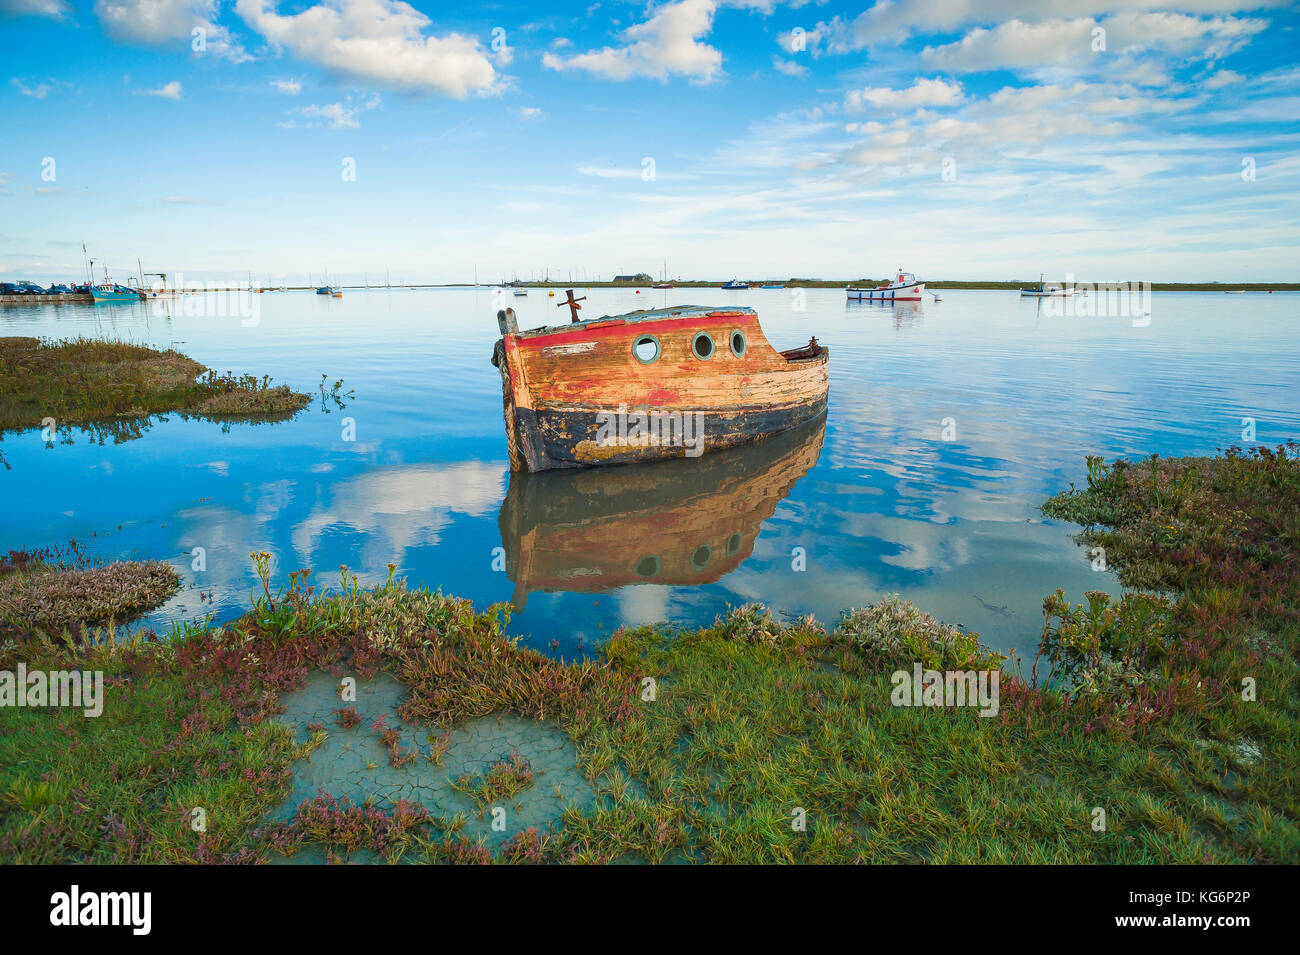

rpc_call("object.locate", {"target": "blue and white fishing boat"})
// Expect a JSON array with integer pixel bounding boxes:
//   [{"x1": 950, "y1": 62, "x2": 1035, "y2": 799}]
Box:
[
  {"x1": 847, "y1": 270, "x2": 924, "y2": 302},
  {"x1": 89, "y1": 269, "x2": 143, "y2": 303},
  {"x1": 722, "y1": 279, "x2": 749, "y2": 290},
  {"x1": 315, "y1": 286, "x2": 334, "y2": 295}
]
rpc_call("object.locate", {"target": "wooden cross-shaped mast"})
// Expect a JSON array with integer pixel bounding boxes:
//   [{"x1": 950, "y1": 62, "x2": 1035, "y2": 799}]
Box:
[{"x1": 557, "y1": 288, "x2": 587, "y2": 323}]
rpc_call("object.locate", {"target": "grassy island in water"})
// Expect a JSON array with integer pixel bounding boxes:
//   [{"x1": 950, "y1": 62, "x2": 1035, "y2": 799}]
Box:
[{"x1": 0, "y1": 336, "x2": 312, "y2": 443}]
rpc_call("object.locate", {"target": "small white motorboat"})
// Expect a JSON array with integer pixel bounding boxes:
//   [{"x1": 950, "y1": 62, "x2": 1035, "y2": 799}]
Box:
[{"x1": 847, "y1": 270, "x2": 924, "y2": 301}]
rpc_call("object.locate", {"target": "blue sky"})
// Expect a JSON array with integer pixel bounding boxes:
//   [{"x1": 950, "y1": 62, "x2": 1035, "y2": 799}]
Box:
[{"x1": 2, "y1": 0, "x2": 1298, "y2": 284}]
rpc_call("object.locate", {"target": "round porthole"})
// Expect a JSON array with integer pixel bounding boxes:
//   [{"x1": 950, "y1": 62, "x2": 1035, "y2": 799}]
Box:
[
  {"x1": 729, "y1": 329, "x2": 746, "y2": 357},
  {"x1": 691, "y1": 332, "x2": 715, "y2": 360},
  {"x1": 633, "y1": 334, "x2": 661, "y2": 364},
  {"x1": 726, "y1": 532, "x2": 742, "y2": 556},
  {"x1": 635, "y1": 555, "x2": 661, "y2": 578},
  {"x1": 690, "y1": 544, "x2": 712, "y2": 569}
]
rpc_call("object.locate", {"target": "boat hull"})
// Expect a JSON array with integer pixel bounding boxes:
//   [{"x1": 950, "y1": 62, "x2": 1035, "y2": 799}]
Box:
[
  {"x1": 846, "y1": 282, "x2": 924, "y2": 301},
  {"x1": 507, "y1": 396, "x2": 826, "y2": 470},
  {"x1": 492, "y1": 306, "x2": 829, "y2": 472},
  {"x1": 90, "y1": 288, "x2": 142, "y2": 303}
]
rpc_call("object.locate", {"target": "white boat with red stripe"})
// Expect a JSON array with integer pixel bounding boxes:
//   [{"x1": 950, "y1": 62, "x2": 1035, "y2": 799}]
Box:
[{"x1": 847, "y1": 270, "x2": 924, "y2": 302}]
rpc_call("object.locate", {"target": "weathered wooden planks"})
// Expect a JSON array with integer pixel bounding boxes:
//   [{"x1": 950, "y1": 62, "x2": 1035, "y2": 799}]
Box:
[{"x1": 492, "y1": 306, "x2": 830, "y2": 471}]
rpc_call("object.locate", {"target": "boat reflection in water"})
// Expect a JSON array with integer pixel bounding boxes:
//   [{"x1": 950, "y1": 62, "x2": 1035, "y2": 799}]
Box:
[
  {"x1": 498, "y1": 411, "x2": 827, "y2": 610},
  {"x1": 848, "y1": 298, "x2": 923, "y2": 330}
]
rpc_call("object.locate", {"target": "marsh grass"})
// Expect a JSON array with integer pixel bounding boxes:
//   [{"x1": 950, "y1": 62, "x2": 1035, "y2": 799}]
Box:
[
  {"x1": 0, "y1": 336, "x2": 312, "y2": 440},
  {"x1": 2, "y1": 446, "x2": 1297, "y2": 863},
  {"x1": 453, "y1": 753, "x2": 536, "y2": 809},
  {"x1": 0, "y1": 542, "x2": 179, "y2": 639}
]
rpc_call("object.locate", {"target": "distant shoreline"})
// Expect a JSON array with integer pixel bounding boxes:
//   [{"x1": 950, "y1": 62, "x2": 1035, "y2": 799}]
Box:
[
  {"x1": 297, "y1": 280, "x2": 1300, "y2": 292},
  {"x1": 6, "y1": 281, "x2": 1296, "y2": 301},
  {"x1": 463, "y1": 280, "x2": 1300, "y2": 291}
]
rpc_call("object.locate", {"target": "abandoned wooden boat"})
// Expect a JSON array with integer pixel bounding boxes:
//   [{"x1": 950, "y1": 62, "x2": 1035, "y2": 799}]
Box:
[
  {"x1": 498, "y1": 413, "x2": 826, "y2": 608},
  {"x1": 491, "y1": 302, "x2": 828, "y2": 472}
]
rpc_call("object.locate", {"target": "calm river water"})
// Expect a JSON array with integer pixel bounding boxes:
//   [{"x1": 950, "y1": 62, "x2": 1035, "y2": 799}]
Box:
[{"x1": 2, "y1": 287, "x2": 1297, "y2": 660}]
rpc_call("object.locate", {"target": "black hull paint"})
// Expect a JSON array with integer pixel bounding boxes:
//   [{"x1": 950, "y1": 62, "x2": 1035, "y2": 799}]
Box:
[{"x1": 513, "y1": 396, "x2": 829, "y2": 471}]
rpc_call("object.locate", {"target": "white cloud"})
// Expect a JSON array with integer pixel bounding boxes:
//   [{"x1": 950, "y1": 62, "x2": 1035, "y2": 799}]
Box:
[
  {"x1": 1203, "y1": 68, "x2": 1242, "y2": 89},
  {"x1": 235, "y1": 0, "x2": 500, "y2": 98},
  {"x1": 11, "y1": 78, "x2": 51, "y2": 98},
  {"x1": 517, "y1": 106, "x2": 545, "y2": 121},
  {"x1": 95, "y1": 0, "x2": 250, "y2": 61},
  {"x1": 0, "y1": 0, "x2": 69, "y2": 17},
  {"x1": 772, "y1": 56, "x2": 808, "y2": 78},
  {"x1": 141, "y1": 80, "x2": 183, "y2": 99},
  {"x1": 923, "y1": 14, "x2": 1267, "y2": 72},
  {"x1": 543, "y1": 0, "x2": 723, "y2": 83},
  {"x1": 814, "y1": 74, "x2": 1221, "y2": 172},
  {"x1": 299, "y1": 103, "x2": 359, "y2": 128},
  {"x1": 845, "y1": 120, "x2": 886, "y2": 135},
  {"x1": 577, "y1": 165, "x2": 644, "y2": 179},
  {"x1": 271, "y1": 77, "x2": 302, "y2": 95},
  {"x1": 796, "y1": 1, "x2": 1283, "y2": 52},
  {"x1": 845, "y1": 77, "x2": 964, "y2": 111},
  {"x1": 285, "y1": 93, "x2": 381, "y2": 129}
]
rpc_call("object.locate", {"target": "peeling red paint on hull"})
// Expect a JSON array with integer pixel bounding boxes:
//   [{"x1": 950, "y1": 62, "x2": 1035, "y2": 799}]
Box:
[{"x1": 492, "y1": 305, "x2": 829, "y2": 472}]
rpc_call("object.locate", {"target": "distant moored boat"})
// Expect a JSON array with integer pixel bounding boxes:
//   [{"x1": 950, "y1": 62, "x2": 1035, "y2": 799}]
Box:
[
  {"x1": 1019, "y1": 273, "x2": 1076, "y2": 297},
  {"x1": 89, "y1": 269, "x2": 143, "y2": 303},
  {"x1": 847, "y1": 270, "x2": 924, "y2": 301}
]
